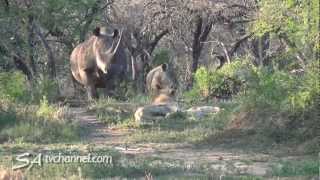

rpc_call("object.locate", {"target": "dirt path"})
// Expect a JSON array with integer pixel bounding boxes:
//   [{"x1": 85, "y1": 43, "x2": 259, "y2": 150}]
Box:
[
  {"x1": 71, "y1": 107, "x2": 130, "y2": 145},
  {"x1": 70, "y1": 106, "x2": 318, "y2": 179},
  {"x1": 70, "y1": 107, "x2": 281, "y2": 177}
]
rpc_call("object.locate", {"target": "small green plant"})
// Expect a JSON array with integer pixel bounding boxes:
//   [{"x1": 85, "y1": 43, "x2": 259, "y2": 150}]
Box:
[{"x1": 36, "y1": 96, "x2": 58, "y2": 120}]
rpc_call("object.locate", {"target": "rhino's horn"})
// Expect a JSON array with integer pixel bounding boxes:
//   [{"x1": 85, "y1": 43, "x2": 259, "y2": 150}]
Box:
[{"x1": 107, "y1": 29, "x2": 123, "y2": 56}]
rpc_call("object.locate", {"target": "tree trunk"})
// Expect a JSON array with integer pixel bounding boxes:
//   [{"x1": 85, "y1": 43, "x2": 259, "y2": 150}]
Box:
[
  {"x1": 34, "y1": 23, "x2": 56, "y2": 79},
  {"x1": 188, "y1": 16, "x2": 213, "y2": 88},
  {"x1": 191, "y1": 16, "x2": 203, "y2": 73},
  {"x1": 27, "y1": 15, "x2": 37, "y2": 75},
  {"x1": 251, "y1": 33, "x2": 270, "y2": 67},
  {"x1": 13, "y1": 55, "x2": 33, "y2": 81}
]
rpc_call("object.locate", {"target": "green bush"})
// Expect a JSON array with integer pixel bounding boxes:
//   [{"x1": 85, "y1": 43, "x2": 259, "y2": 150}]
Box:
[
  {"x1": 0, "y1": 99, "x2": 17, "y2": 131},
  {"x1": 240, "y1": 62, "x2": 319, "y2": 113},
  {"x1": 0, "y1": 71, "x2": 59, "y2": 103},
  {"x1": 152, "y1": 49, "x2": 170, "y2": 66},
  {"x1": 289, "y1": 62, "x2": 319, "y2": 110},
  {"x1": 186, "y1": 60, "x2": 251, "y2": 101},
  {"x1": 0, "y1": 71, "x2": 28, "y2": 101}
]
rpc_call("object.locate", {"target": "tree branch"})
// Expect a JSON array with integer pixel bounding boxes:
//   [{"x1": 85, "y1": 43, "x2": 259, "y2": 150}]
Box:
[
  {"x1": 229, "y1": 33, "x2": 253, "y2": 57},
  {"x1": 79, "y1": 0, "x2": 114, "y2": 42},
  {"x1": 148, "y1": 29, "x2": 169, "y2": 53}
]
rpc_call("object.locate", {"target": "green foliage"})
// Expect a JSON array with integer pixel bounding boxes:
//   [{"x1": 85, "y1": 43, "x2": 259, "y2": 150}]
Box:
[
  {"x1": 152, "y1": 49, "x2": 170, "y2": 66},
  {"x1": 0, "y1": 71, "x2": 28, "y2": 101},
  {"x1": 271, "y1": 159, "x2": 319, "y2": 177},
  {"x1": 252, "y1": 0, "x2": 319, "y2": 58},
  {"x1": 241, "y1": 62, "x2": 319, "y2": 113},
  {"x1": 186, "y1": 60, "x2": 251, "y2": 101},
  {"x1": 0, "y1": 99, "x2": 17, "y2": 131},
  {"x1": 0, "y1": 72, "x2": 59, "y2": 103},
  {"x1": 289, "y1": 62, "x2": 319, "y2": 110},
  {"x1": 240, "y1": 69, "x2": 293, "y2": 111},
  {"x1": 36, "y1": 96, "x2": 62, "y2": 120}
]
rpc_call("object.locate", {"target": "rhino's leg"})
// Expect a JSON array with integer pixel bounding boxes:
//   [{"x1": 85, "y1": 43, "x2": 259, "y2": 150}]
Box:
[
  {"x1": 86, "y1": 85, "x2": 98, "y2": 100},
  {"x1": 103, "y1": 78, "x2": 116, "y2": 97},
  {"x1": 81, "y1": 70, "x2": 99, "y2": 100}
]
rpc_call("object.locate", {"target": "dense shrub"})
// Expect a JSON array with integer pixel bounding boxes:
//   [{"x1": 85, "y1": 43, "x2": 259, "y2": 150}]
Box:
[
  {"x1": 240, "y1": 62, "x2": 319, "y2": 113},
  {"x1": 152, "y1": 49, "x2": 170, "y2": 66},
  {"x1": 226, "y1": 61, "x2": 320, "y2": 141},
  {"x1": 0, "y1": 71, "x2": 28, "y2": 101},
  {"x1": 185, "y1": 59, "x2": 252, "y2": 101}
]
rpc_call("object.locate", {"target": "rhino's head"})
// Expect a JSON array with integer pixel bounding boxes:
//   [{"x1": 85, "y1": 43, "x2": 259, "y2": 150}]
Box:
[
  {"x1": 93, "y1": 27, "x2": 123, "y2": 74},
  {"x1": 154, "y1": 64, "x2": 176, "y2": 96}
]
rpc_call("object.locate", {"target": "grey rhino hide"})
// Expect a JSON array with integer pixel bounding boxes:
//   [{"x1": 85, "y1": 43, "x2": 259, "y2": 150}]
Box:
[
  {"x1": 146, "y1": 63, "x2": 175, "y2": 98},
  {"x1": 70, "y1": 27, "x2": 127, "y2": 99}
]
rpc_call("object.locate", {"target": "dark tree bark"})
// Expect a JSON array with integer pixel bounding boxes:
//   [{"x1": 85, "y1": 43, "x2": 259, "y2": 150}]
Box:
[
  {"x1": 187, "y1": 16, "x2": 213, "y2": 89},
  {"x1": 13, "y1": 55, "x2": 33, "y2": 81},
  {"x1": 215, "y1": 33, "x2": 253, "y2": 69},
  {"x1": 191, "y1": 16, "x2": 213, "y2": 72},
  {"x1": 34, "y1": 23, "x2": 56, "y2": 78},
  {"x1": 148, "y1": 29, "x2": 169, "y2": 53},
  {"x1": 27, "y1": 15, "x2": 37, "y2": 75},
  {"x1": 251, "y1": 33, "x2": 270, "y2": 67}
]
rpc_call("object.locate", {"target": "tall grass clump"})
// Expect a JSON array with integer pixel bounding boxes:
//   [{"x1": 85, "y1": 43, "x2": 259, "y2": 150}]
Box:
[{"x1": 0, "y1": 94, "x2": 82, "y2": 144}]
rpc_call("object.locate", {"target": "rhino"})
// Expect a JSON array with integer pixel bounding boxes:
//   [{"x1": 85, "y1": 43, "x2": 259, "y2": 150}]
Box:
[
  {"x1": 70, "y1": 27, "x2": 127, "y2": 99},
  {"x1": 146, "y1": 63, "x2": 175, "y2": 99}
]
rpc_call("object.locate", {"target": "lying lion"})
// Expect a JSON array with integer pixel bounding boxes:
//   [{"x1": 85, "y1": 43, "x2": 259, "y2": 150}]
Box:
[{"x1": 134, "y1": 93, "x2": 179, "y2": 125}]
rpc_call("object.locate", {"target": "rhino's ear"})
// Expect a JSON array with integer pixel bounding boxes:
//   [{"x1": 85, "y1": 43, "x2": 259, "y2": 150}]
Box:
[
  {"x1": 112, "y1": 29, "x2": 119, "y2": 38},
  {"x1": 93, "y1": 27, "x2": 100, "y2": 36},
  {"x1": 161, "y1": 63, "x2": 168, "y2": 71}
]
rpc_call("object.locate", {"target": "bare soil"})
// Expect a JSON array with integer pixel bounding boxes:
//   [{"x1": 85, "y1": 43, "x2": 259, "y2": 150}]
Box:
[{"x1": 70, "y1": 107, "x2": 318, "y2": 179}]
